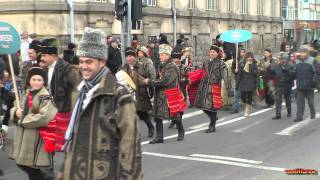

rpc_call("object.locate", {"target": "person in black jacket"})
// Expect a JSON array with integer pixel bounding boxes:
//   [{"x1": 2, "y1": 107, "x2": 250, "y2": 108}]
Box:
[
  {"x1": 63, "y1": 43, "x2": 79, "y2": 65},
  {"x1": 293, "y1": 46, "x2": 316, "y2": 122},
  {"x1": 236, "y1": 52, "x2": 259, "y2": 117},
  {"x1": 269, "y1": 52, "x2": 295, "y2": 120},
  {"x1": 231, "y1": 48, "x2": 246, "y2": 114}
]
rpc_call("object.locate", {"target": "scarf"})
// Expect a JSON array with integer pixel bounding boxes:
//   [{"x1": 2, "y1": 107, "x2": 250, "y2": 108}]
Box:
[
  {"x1": 244, "y1": 61, "x2": 250, "y2": 73},
  {"x1": 64, "y1": 67, "x2": 108, "y2": 150}
]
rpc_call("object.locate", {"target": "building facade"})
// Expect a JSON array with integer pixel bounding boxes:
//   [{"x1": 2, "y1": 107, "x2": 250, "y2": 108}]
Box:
[
  {"x1": 0, "y1": 0, "x2": 282, "y2": 61},
  {"x1": 282, "y1": 0, "x2": 320, "y2": 47}
]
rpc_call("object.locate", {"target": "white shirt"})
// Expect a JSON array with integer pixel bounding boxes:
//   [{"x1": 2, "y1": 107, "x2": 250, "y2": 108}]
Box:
[
  {"x1": 48, "y1": 60, "x2": 57, "y2": 89},
  {"x1": 20, "y1": 40, "x2": 30, "y2": 62}
]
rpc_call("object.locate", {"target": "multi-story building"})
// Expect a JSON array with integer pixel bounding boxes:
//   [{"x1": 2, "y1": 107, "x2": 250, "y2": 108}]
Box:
[
  {"x1": 282, "y1": 0, "x2": 320, "y2": 47},
  {"x1": 0, "y1": 0, "x2": 282, "y2": 60}
]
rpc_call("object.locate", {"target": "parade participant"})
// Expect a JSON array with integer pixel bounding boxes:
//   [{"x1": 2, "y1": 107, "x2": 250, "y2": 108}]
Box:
[
  {"x1": 107, "y1": 37, "x2": 122, "y2": 74},
  {"x1": 257, "y1": 48, "x2": 276, "y2": 107},
  {"x1": 60, "y1": 27, "x2": 143, "y2": 180},
  {"x1": 123, "y1": 46, "x2": 155, "y2": 138},
  {"x1": 230, "y1": 48, "x2": 246, "y2": 114},
  {"x1": 63, "y1": 43, "x2": 79, "y2": 65},
  {"x1": 144, "y1": 44, "x2": 186, "y2": 143},
  {"x1": 236, "y1": 52, "x2": 259, "y2": 117},
  {"x1": 168, "y1": 50, "x2": 189, "y2": 129},
  {"x1": 268, "y1": 52, "x2": 295, "y2": 119},
  {"x1": 194, "y1": 45, "x2": 233, "y2": 133},
  {"x1": 293, "y1": 45, "x2": 316, "y2": 122},
  {"x1": 40, "y1": 38, "x2": 80, "y2": 151},
  {"x1": 0, "y1": 70, "x2": 16, "y2": 138},
  {"x1": 10, "y1": 67, "x2": 57, "y2": 180},
  {"x1": 148, "y1": 39, "x2": 160, "y2": 73},
  {"x1": 311, "y1": 39, "x2": 320, "y2": 91},
  {"x1": 181, "y1": 46, "x2": 193, "y2": 69},
  {"x1": 20, "y1": 40, "x2": 42, "y2": 91}
]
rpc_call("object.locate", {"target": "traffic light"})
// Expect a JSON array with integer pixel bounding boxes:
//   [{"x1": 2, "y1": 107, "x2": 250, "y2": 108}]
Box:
[{"x1": 115, "y1": 0, "x2": 127, "y2": 20}]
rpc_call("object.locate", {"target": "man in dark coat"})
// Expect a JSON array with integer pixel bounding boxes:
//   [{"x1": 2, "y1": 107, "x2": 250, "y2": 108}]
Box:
[
  {"x1": 123, "y1": 47, "x2": 155, "y2": 138},
  {"x1": 293, "y1": 46, "x2": 316, "y2": 122},
  {"x1": 269, "y1": 52, "x2": 295, "y2": 119},
  {"x1": 61, "y1": 27, "x2": 142, "y2": 180},
  {"x1": 40, "y1": 38, "x2": 80, "y2": 150},
  {"x1": 63, "y1": 43, "x2": 79, "y2": 65},
  {"x1": 20, "y1": 40, "x2": 42, "y2": 91},
  {"x1": 107, "y1": 38, "x2": 122, "y2": 74}
]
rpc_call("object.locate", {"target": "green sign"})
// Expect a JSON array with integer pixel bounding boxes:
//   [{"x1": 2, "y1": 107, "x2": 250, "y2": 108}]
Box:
[{"x1": 0, "y1": 22, "x2": 21, "y2": 55}]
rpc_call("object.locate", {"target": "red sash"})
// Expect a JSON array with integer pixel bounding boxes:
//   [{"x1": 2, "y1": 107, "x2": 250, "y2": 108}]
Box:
[
  {"x1": 211, "y1": 84, "x2": 223, "y2": 110},
  {"x1": 164, "y1": 86, "x2": 187, "y2": 116},
  {"x1": 189, "y1": 69, "x2": 207, "y2": 85},
  {"x1": 54, "y1": 112, "x2": 71, "y2": 151}
]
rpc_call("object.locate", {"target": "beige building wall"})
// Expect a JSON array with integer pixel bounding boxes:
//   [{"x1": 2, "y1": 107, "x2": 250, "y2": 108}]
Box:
[{"x1": 0, "y1": 0, "x2": 283, "y2": 61}]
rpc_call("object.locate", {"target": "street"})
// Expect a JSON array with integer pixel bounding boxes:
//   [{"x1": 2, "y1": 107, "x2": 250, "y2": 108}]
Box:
[{"x1": 1, "y1": 94, "x2": 320, "y2": 180}]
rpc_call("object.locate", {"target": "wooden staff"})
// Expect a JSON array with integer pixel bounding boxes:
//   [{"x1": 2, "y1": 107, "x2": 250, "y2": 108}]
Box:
[
  {"x1": 7, "y1": 54, "x2": 20, "y2": 108},
  {"x1": 235, "y1": 42, "x2": 239, "y2": 72}
]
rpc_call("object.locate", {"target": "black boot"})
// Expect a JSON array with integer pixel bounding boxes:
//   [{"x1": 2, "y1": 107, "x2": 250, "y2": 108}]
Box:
[
  {"x1": 272, "y1": 115, "x2": 281, "y2": 120},
  {"x1": 168, "y1": 120, "x2": 176, "y2": 129},
  {"x1": 287, "y1": 108, "x2": 292, "y2": 117},
  {"x1": 149, "y1": 118, "x2": 163, "y2": 144},
  {"x1": 144, "y1": 115, "x2": 154, "y2": 138},
  {"x1": 205, "y1": 113, "x2": 217, "y2": 133},
  {"x1": 176, "y1": 120, "x2": 185, "y2": 141}
]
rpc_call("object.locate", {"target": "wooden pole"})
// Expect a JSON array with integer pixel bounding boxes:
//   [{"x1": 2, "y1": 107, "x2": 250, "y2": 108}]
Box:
[
  {"x1": 235, "y1": 42, "x2": 239, "y2": 72},
  {"x1": 7, "y1": 54, "x2": 20, "y2": 108}
]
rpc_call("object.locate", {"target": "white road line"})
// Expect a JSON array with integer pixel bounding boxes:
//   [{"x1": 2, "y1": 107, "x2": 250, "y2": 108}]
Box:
[
  {"x1": 233, "y1": 119, "x2": 265, "y2": 133},
  {"x1": 143, "y1": 152, "x2": 285, "y2": 172},
  {"x1": 190, "y1": 154, "x2": 263, "y2": 164},
  {"x1": 163, "y1": 110, "x2": 204, "y2": 124},
  {"x1": 141, "y1": 107, "x2": 273, "y2": 145},
  {"x1": 275, "y1": 114, "x2": 320, "y2": 136}
]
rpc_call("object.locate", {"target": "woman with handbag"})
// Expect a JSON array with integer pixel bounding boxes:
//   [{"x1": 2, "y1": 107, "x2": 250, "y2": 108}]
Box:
[
  {"x1": 10, "y1": 67, "x2": 57, "y2": 180},
  {"x1": 194, "y1": 45, "x2": 233, "y2": 133}
]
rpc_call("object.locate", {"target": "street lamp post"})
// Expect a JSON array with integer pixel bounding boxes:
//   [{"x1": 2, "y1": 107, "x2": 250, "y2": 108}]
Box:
[{"x1": 66, "y1": 0, "x2": 75, "y2": 43}]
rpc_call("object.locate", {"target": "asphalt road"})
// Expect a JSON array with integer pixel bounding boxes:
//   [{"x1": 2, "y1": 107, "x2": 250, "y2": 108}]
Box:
[{"x1": 1, "y1": 93, "x2": 320, "y2": 180}]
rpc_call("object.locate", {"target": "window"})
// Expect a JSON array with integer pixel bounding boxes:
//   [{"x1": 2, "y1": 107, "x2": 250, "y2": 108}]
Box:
[
  {"x1": 94, "y1": 0, "x2": 108, "y2": 2},
  {"x1": 207, "y1": 0, "x2": 218, "y2": 11},
  {"x1": 259, "y1": 34, "x2": 264, "y2": 50},
  {"x1": 143, "y1": 0, "x2": 156, "y2": 7},
  {"x1": 189, "y1": 0, "x2": 195, "y2": 9},
  {"x1": 274, "y1": 34, "x2": 277, "y2": 48},
  {"x1": 257, "y1": 0, "x2": 264, "y2": 15},
  {"x1": 227, "y1": 0, "x2": 233, "y2": 12},
  {"x1": 132, "y1": 20, "x2": 142, "y2": 30},
  {"x1": 241, "y1": 0, "x2": 248, "y2": 14}
]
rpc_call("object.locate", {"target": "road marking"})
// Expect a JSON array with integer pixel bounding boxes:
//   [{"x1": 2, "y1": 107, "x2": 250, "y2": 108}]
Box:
[
  {"x1": 190, "y1": 154, "x2": 263, "y2": 164},
  {"x1": 163, "y1": 110, "x2": 204, "y2": 124},
  {"x1": 275, "y1": 114, "x2": 320, "y2": 136},
  {"x1": 143, "y1": 152, "x2": 285, "y2": 172},
  {"x1": 233, "y1": 119, "x2": 265, "y2": 133},
  {"x1": 141, "y1": 107, "x2": 273, "y2": 145}
]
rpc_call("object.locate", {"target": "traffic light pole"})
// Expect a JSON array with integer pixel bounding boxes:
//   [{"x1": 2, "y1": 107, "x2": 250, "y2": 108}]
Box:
[
  {"x1": 127, "y1": 0, "x2": 132, "y2": 47},
  {"x1": 121, "y1": 17, "x2": 126, "y2": 65}
]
